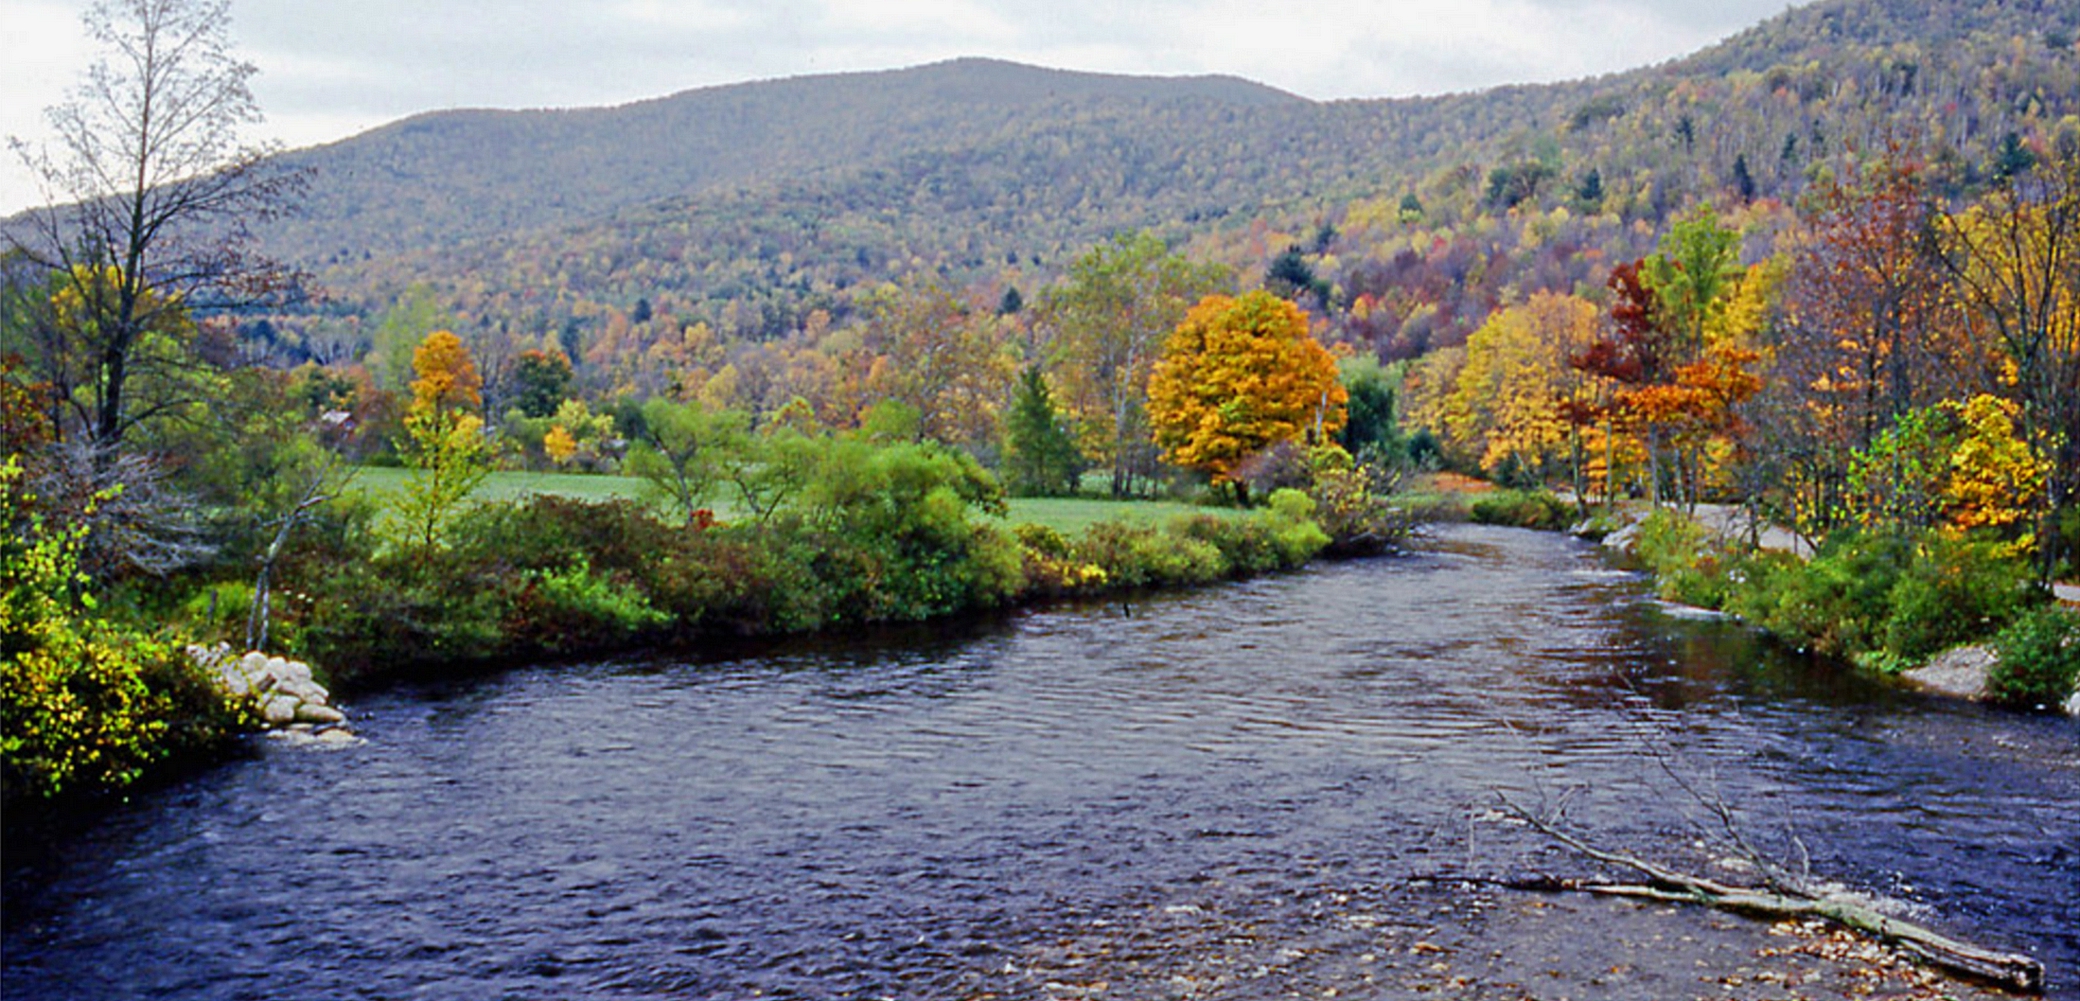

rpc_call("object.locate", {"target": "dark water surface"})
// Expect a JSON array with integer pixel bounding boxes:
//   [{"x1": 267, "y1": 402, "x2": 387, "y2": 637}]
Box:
[{"x1": 5, "y1": 524, "x2": 2076, "y2": 999}]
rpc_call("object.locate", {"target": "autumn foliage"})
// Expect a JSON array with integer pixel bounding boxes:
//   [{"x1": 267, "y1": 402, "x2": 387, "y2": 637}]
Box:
[{"x1": 1148, "y1": 291, "x2": 1346, "y2": 500}]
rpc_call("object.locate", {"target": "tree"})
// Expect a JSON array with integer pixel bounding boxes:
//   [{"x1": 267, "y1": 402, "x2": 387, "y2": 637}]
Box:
[
  {"x1": 12, "y1": 263, "x2": 203, "y2": 450},
  {"x1": 1038, "y1": 232, "x2": 1229, "y2": 497},
  {"x1": 1784, "y1": 160, "x2": 1962, "y2": 449},
  {"x1": 1001, "y1": 365, "x2": 1085, "y2": 497},
  {"x1": 1643, "y1": 205, "x2": 1742, "y2": 361},
  {"x1": 859, "y1": 279, "x2": 1015, "y2": 448},
  {"x1": 1935, "y1": 151, "x2": 2080, "y2": 578},
  {"x1": 625, "y1": 397, "x2": 746, "y2": 526},
  {"x1": 392, "y1": 331, "x2": 490, "y2": 554},
  {"x1": 1147, "y1": 291, "x2": 1346, "y2": 504},
  {"x1": 408, "y1": 330, "x2": 482, "y2": 412},
  {"x1": 1438, "y1": 292, "x2": 1601, "y2": 483},
  {"x1": 1337, "y1": 358, "x2": 1402, "y2": 461},
  {"x1": 1264, "y1": 245, "x2": 1326, "y2": 304},
  {"x1": 507, "y1": 348, "x2": 574, "y2": 419},
  {"x1": 5, "y1": 0, "x2": 302, "y2": 452}
]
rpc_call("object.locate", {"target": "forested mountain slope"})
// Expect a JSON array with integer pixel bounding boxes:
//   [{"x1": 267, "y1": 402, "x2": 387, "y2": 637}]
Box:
[
  {"x1": 265, "y1": 58, "x2": 1302, "y2": 263},
  {"x1": 206, "y1": 0, "x2": 2080, "y2": 358}
]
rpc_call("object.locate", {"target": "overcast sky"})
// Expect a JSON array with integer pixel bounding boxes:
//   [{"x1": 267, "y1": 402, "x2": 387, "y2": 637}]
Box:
[{"x1": 2, "y1": 0, "x2": 1804, "y2": 215}]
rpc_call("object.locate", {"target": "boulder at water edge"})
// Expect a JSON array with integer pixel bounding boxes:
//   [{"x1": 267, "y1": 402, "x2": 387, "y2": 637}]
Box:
[{"x1": 188, "y1": 644, "x2": 352, "y2": 737}]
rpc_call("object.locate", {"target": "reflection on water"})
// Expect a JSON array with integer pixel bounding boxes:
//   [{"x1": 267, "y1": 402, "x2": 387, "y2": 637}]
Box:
[{"x1": 5, "y1": 524, "x2": 2076, "y2": 999}]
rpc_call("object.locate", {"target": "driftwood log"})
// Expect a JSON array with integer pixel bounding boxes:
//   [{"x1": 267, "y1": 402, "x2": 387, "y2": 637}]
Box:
[{"x1": 1501, "y1": 804, "x2": 2046, "y2": 993}]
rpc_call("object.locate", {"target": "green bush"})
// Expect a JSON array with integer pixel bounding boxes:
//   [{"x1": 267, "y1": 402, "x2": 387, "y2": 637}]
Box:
[
  {"x1": 1630, "y1": 509, "x2": 1735, "y2": 608},
  {"x1": 509, "y1": 558, "x2": 669, "y2": 653},
  {"x1": 1878, "y1": 535, "x2": 2039, "y2": 665},
  {"x1": 1169, "y1": 514, "x2": 1282, "y2": 575},
  {"x1": 1713, "y1": 528, "x2": 2041, "y2": 670},
  {"x1": 1988, "y1": 606, "x2": 2080, "y2": 708},
  {"x1": 1469, "y1": 489, "x2": 1571, "y2": 530},
  {"x1": 1074, "y1": 520, "x2": 1227, "y2": 589},
  {"x1": 1725, "y1": 530, "x2": 1911, "y2": 660},
  {"x1": 1265, "y1": 489, "x2": 1333, "y2": 565},
  {"x1": 3, "y1": 459, "x2": 242, "y2": 802},
  {"x1": 295, "y1": 554, "x2": 508, "y2": 680}
]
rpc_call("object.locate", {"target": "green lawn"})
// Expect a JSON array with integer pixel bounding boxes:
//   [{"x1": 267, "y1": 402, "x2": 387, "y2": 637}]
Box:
[
  {"x1": 996, "y1": 496, "x2": 1235, "y2": 535},
  {"x1": 348, "y1": 466, "x2": 657, "y2": 506},
  {"x1": 347, "y1": 467, "x2": 1235, "y2": 535}
]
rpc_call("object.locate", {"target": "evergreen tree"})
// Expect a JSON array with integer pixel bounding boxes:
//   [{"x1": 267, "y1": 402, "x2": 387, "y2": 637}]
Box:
[
  {"x1": 1001, "y1": 366, "x2": 1085, "y2": 496},
  {"x1": 1732, "y1": 153, "x2": 1757, "y2": 202}
]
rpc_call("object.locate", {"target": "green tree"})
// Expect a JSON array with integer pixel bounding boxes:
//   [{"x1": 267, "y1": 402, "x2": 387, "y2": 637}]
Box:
[
  {"x1": 1338, "y1": 358, "x2": 1403, "y2": 461},
  {"x1": 1643, "y1": 204, "x2": 1742, "y2": 361},
  {"x1": 1001, "y1": 365, "x2": 1085, "y2": 497},
  {"x1": 1037, "y1": 232, "x2": 1229, "y2": 497},
  {"x1": 626, "y1": 398, "x2": 747, "y2": 525},
  {"x1": 370, "y1": 284, "x2": 454, "y2": 392},
  {"x1": 507, "y1": 348, "x2": 574, "y2": 419}
]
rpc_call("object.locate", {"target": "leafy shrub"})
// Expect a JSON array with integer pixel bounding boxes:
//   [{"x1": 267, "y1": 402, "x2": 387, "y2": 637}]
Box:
[
  {"x1": 2, "y1": 460, "x2": 241, "y2": 801},
  {"x1": 1074, "y1": 520, "x2": 1226, "y2": 589},
  {"x1": 1169, "y1": 514, "x2": 1282, "y2": 575},
  {"x1": 508, "y1": 557, "x2": 669, "y2": 653},
  {"x1": 1265, "y1": 489, "x2": 1333, "y2": 565},
  {"x1": 1724, "y1": 530, "x2": 1911, "y2": 660},
  {"x1": 1628, "y1": 509, "x2": 1735, "y2": 608},
  {"x1": 1468, "y1": 489, "x2": 1570, "y2": 530},
  {"x1": 1308, "y1": 461, "x2": 1412, "y2": 557},
  {"x1": 1877, "y1": 535, "x2": 2039, "y2": 665},
  {"x1": 1712, "y1": 528, "x2": 2040, "y2": 669},
  {"x1": 1987, "y1": 606, "x2": 2080, "y2": 708},
  {"x1": 295, "y1": 555, "x2": 508, "y2": 680}
]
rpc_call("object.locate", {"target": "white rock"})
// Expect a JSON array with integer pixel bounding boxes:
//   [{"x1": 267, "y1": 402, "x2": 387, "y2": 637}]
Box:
[
  {"x1": 1902, "y1": 646, "x2": 1993, "y2": 701},
  {"x1": 273, "y1": 677, "x2": 329, "y2": 703},
  {"x1": 295, "y1": 703, "x2": 346, "y2": 725},
  {"x1": 2064, "y1": 690, "x2": 2080, "y2": 719},
  {"x1": 220, "y1": 671, "x2": 251, "y2": 697},
  {"x1": 262, "y1": 695, "x2": 300, "y2": 726},
  {"x1": 274, "y1": 659, "x2": 314, "y2": 683}
]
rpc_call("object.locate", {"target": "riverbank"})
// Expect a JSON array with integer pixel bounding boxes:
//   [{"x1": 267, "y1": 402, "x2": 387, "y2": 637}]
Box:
[{"x1": 1581, "y1": 501, "x2": 2080, "y2": 716}]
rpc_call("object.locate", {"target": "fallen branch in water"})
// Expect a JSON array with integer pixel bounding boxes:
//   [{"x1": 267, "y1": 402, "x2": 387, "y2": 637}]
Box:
[{"x1": 1496, "y1": 796, "x2": 2046, "y2": 993}]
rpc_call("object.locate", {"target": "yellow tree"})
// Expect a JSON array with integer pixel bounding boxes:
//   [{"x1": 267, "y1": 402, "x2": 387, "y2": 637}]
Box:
[
  {"x1": 409, "y1": 330, "x2": 482, "y2": 412},
  {"x1": 1147, "y1": 291, "x2": 1346, "y2": 503},
  {"x1": 1936, "y1": 151, "x2": 2080, "y2": 577},
  {"x1": 1439, "y1": 292, "x2": 1601, "y2": 483},
  {"x1": 395, "y1": 330, "x2": 490, "y2": 554},
  {"x1": 1038, "y1": 232, "x2": 1229, "y2": 496}
]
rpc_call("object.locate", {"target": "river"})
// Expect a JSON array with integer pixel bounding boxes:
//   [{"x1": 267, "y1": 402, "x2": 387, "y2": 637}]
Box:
[{"x1": 5, "y1": 524, "x2": 2076, "y2": 999}]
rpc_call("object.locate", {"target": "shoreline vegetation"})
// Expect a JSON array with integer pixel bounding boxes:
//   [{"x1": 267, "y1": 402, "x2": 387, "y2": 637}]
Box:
[{"x1": 1416, "y1": 476, "x2": 2080, "y2": 715}]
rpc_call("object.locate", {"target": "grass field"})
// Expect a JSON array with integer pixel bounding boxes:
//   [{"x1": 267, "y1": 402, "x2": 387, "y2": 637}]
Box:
[{"x1": 345, "y1": 467, "x2": 1237, "y2": 535}]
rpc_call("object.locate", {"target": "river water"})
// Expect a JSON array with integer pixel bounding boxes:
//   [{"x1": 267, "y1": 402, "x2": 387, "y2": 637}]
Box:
[{"x1": 4, "y1": 524, "x2": 2076, "y2": 999}]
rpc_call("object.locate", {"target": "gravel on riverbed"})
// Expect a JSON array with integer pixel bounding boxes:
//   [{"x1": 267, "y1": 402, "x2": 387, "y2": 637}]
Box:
[{"x1": 960, "y1": 877, "x2": 2022, "y2": 1001}]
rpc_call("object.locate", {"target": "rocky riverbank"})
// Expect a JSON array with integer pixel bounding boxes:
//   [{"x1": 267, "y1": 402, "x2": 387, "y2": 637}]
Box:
[{"x1": 186, "y1": 644, "x2": 358, "y2": 745}]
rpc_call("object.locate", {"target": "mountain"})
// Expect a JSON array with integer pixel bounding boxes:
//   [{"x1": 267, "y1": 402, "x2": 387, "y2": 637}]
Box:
[
  {"x1": 58, "y1": 0, "x2": 2080, "y2": 362},
  {"x1": 266, "y1": 58, "x2": 1303, "y2": 264}
]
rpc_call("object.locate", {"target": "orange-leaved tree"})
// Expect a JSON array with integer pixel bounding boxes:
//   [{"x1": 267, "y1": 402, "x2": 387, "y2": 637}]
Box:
[
  {"x1": 409, "y1": 330, "x2": 483, "y2": 413},
  {"x1": 395, "y1": 330, "x2": 490, "y2": 554},
  {"x1": 1147, "y1": 291, "x2": 1345, "y2": 504}
]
